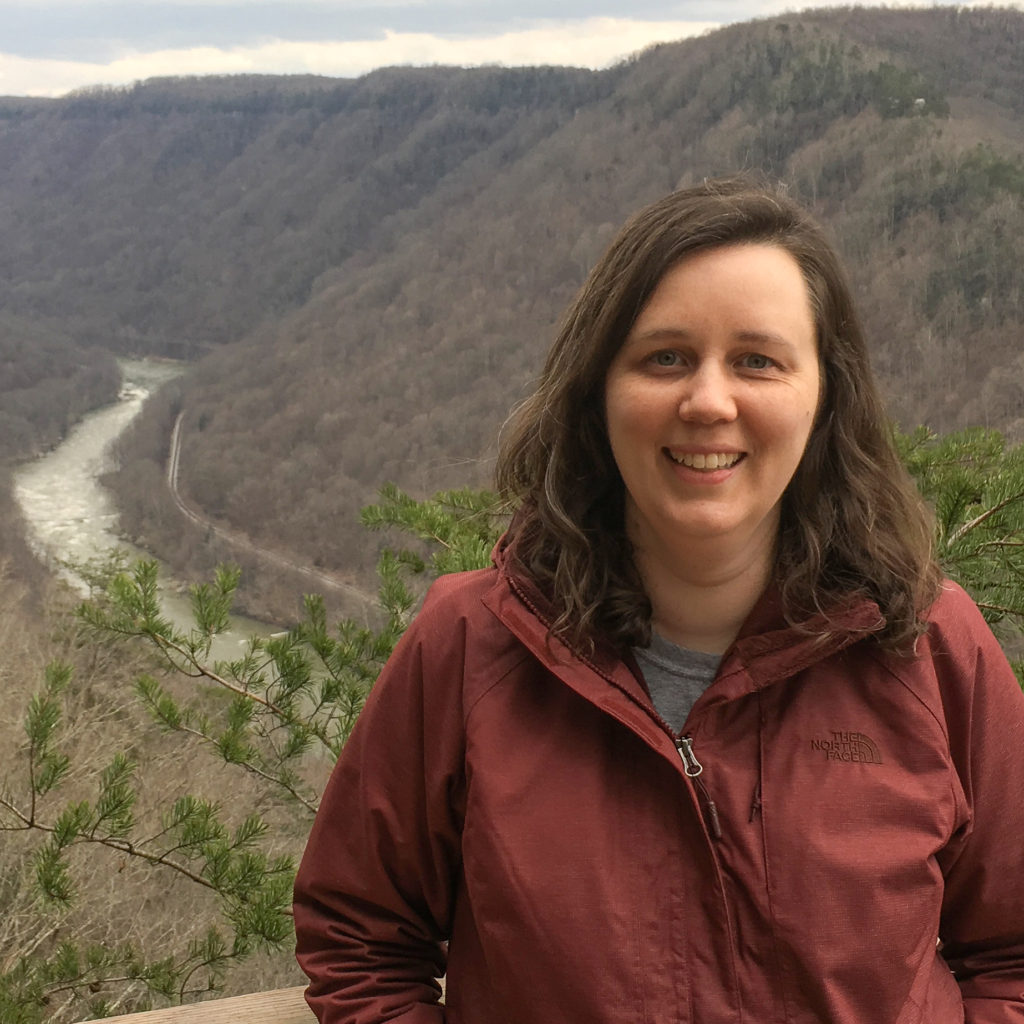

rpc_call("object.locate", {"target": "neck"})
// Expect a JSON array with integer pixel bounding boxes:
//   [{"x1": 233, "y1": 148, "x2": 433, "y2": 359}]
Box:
[{"x1": 632, "y1": 534, "x2": 775, "y2": 656}]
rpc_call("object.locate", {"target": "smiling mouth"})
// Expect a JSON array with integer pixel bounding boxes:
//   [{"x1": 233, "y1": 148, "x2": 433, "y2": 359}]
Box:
[{"x1": 666, "y1": 450, "x2": 744, "y2": 470}]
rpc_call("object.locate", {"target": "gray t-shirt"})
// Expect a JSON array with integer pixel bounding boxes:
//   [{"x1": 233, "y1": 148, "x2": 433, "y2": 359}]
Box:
[{"x1": 634, "y1": 633, "x2": 721, "y2": 734}]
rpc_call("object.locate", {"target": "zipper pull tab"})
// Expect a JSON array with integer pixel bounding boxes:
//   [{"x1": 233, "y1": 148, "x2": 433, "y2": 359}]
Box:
[
  {"x1": 675, "y1": 736, "x2": 703, "y2": 777},
  {"x1": 675, "y1": 736, "x2": 722, "y2": 840}
]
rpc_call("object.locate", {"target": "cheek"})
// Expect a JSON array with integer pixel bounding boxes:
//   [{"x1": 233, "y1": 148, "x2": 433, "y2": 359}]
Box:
[
  {"x1": 787, "y1": 412, "x2": 825, "y2": 488},
  {"x1": 809, "y1": 363, "x2": 825, "y2": 429},
  {"x1": 806, "y1": 379, "x2": 824, "y2": 442},
  {"x1": 604, "y1": 395, "x2": 662, "y2": 487},
  {"x1": 759, "y1": 397, "x2": 819, "y2": 473},
  {"x1": 605, "y1": 382, "x2": 648, "y2": 443},
  {"x1": 786, "y1": 375, "x2": 822, "y2": 446}
]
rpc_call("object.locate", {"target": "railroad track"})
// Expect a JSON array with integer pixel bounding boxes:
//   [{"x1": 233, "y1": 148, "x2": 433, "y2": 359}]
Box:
[{"x1": 167, "y1": 413, "x2": 375, "y2": 609}]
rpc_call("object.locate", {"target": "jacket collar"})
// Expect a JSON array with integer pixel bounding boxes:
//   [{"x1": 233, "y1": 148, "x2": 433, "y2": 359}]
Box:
[
  {"x1": 487, "y1": 533, "x2": 885, "y2": 716},
  {"x1": 483, "y1": 539, "x2": 665, "y2": 747}
]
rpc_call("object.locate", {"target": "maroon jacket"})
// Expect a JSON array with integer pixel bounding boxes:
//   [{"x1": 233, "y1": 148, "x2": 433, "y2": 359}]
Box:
[{"x1": 294, "y1": 556, "x2": 1024, "y2": 1023}]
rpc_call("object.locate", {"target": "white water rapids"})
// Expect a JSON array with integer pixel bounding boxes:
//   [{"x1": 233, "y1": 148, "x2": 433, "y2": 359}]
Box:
[{"x1": 12, "y1": 358, "x2": 273, "y2": 653}]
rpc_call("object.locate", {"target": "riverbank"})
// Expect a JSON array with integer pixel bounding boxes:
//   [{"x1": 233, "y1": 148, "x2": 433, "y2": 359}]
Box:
[
  {"x1": 11, "y1": 358, "x2": 276, "y2": 650},
  {"x1": 13, "y1": 359, "x2": 182, "y2": 591}
]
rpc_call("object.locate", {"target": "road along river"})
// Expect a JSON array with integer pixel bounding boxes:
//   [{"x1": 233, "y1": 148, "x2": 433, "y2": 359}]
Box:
[{"x1": 12, "y1": 358, "x2": 273, "y2": 655}]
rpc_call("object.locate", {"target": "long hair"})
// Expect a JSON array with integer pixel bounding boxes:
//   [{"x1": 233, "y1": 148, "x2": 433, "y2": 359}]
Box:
[{"x1": 495, "y1": 176, "x2": 940, "y2": 655}]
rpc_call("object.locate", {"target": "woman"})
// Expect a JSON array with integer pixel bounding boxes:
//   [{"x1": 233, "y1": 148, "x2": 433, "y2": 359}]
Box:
[{"x1": 293, "y1": 178, "x2": 1024, "y2": 1022}]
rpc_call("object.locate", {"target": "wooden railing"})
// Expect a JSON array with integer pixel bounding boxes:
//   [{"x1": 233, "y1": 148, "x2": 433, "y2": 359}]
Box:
[{"x1": 101, "y1": 986, "x2": 311, "y2": 1022}]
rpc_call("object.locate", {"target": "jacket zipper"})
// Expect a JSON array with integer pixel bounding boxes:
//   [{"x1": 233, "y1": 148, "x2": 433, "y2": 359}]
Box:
[
  {"x1": 675, "y1": 736, "x2": 723, "y2": 840},
  {"x1": 676, "y1": 736, "x2": 702, "y2": 776},
  {"x1": 749, "y1": 781, "x2": 762, "y2": 823}
]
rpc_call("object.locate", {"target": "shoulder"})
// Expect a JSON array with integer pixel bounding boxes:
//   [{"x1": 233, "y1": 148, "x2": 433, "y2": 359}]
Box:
[
  {"x1": 389, "y1": 567, "x2": 535, "y2": 692},
  {"x1": 871, "y1": 579, "x2": 1024, "y2": 733},
  {"x1": 419, "y1": 566, "x2": 501, "y2": 615},
  {"x1": 918, "y1": 579, "x2": 1007, "y2": 668},
  {"x1": 406, "y1": 566, "x2": 505, "y2": 646},
  {"x1": 923, "y1": 578, "x2": 991, "y2": 633},
  {"x1": 347, "y1": 567, "x2": 527, "y2": 749}
]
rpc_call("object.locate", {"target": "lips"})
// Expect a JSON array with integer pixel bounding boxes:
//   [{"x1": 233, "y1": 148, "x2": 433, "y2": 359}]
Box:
[{"x1": 666, "y1": 450, "x2": 744, "y2": 470}]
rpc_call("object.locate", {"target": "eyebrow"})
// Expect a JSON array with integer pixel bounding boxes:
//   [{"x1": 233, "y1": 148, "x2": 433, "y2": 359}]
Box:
[{"x1": 627, "y1": 326, "x2": 801, "y2": 350}]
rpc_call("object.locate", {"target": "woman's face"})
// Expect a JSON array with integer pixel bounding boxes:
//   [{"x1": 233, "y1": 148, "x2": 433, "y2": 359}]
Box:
[{"x1": 603, "y1": 243, "x2": 820, "y2": 567}]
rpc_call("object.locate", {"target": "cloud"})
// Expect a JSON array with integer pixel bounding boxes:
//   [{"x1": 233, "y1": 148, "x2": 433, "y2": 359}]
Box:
[
  {"x1": 0, "y1": 2, "x2": 719, "y2": 62},
  {"x1": 0, "y1": 17, "x2": 717, "y2": 97}
]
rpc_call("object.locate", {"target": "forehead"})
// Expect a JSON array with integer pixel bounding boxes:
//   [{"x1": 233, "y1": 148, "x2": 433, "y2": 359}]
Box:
[{"x1": 627, "y1": 243, "x2": 817, "y2": 340}]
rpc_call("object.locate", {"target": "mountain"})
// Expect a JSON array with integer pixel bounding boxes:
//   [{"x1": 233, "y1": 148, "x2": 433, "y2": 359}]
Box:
[
  {"x1": 0, "y1": 67, "x2": 608, "y2": 357},
  {"x1": 3, "y1": 5, "x2": 1023, "y2": 617}
]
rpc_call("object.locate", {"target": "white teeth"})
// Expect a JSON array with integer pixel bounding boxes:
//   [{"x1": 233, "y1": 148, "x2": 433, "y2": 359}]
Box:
[{"x1": 669, "y1": 451, "x2": 741, "y2": 470}]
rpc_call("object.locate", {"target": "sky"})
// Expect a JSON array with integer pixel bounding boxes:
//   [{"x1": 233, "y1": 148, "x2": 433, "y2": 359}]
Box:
[{"x1": 0, "y1": 0, "x2": 974, "y2": 99}]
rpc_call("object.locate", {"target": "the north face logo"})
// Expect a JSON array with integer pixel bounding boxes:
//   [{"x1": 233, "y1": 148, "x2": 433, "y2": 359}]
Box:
[{"x1": 811, "y1": 730, "x2": 883, "y2": 764}]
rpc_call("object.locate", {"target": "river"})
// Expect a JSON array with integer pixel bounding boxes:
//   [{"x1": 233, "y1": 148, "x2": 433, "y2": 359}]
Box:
[{"x1": 12, "y1": 358, "x2": 273, "y2": 653}]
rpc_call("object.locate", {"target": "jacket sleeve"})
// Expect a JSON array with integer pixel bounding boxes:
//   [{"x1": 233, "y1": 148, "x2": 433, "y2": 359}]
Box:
[
  {"x1": 933, "y1": 587, "x2": 1024, "y2": 1021},
  {"x1": 293, "y1": 587, "x2": 468, "y2": 1023}
]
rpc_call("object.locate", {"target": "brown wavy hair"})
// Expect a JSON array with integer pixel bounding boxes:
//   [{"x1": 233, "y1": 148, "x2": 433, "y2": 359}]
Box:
[{"x1": 495, "y1": 176, "x2": 940, "y2": 655}]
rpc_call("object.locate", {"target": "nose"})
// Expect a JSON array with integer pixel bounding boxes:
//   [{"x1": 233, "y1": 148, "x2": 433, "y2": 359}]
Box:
[{"x1": 678, "y1": 362, "x2": 738, "y2": 424}]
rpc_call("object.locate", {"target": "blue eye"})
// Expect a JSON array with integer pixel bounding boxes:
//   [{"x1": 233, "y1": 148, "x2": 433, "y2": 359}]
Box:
[
  {"x1": 741, "y1": 353, "x2": 773, "y2": 370},
  {"x1": 652, "y1": 351, "x2": 680, "y2": 367}
]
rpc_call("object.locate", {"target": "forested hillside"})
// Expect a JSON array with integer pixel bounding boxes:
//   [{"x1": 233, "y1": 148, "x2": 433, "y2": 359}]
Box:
[
  {"x1": 0, "y1": 67, "x2": 608, "y2": 357},
  {"x1": 3, "y1": 5, "x2": 1024, "y2": 618},
  {"x1": 0, "y1": 322, "x2": 118, "y2": 463},
  {"x1": 0, "y1": 325, "x2": 119, "y2": 589}
]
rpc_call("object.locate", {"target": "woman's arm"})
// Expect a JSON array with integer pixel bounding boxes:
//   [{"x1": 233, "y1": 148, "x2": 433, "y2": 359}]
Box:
[
  {"x1": 293, "y1": 590, "x2": 469, "y2": 1023},
  {"x1": 933, "y1": 588, "x2": 1024, "y2": 1020}
]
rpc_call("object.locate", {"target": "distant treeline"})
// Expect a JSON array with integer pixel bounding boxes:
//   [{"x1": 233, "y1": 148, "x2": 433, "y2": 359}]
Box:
[{"x1": 0, "y1": 323, "x2": 119, "y2": 464}]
